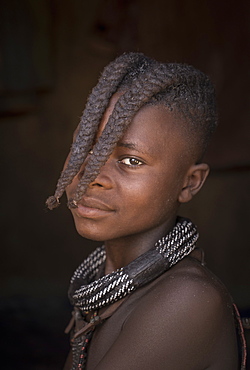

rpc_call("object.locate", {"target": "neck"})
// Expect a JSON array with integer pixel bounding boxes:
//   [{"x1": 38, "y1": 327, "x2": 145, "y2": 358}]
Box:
[{"x1": 104, "y1": 217, "x2": 177, "y2": 274}]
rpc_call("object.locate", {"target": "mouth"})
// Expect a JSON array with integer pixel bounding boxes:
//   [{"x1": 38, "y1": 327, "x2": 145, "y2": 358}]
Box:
[{"x1": 73, "y1": 197, "x2": 115, "y2": 218}]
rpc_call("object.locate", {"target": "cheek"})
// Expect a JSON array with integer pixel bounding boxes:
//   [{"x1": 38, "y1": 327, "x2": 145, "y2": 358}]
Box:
[
  {"x1": 144, "y1": 174, "x2": 183, "y2": 212},
  {"x1": 121, "y1": 177, "x2": 176, "y2": 218}
]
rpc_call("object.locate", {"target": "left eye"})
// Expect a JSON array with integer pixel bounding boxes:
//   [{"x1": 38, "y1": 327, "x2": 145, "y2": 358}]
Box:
[{"x1": 119, "y1": 157, "x2": 143, "y2": 167}]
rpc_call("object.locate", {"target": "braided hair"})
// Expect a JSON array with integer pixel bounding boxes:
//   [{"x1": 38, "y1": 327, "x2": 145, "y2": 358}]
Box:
[{"x1": 46, "y1": 52, "x2": 217, "y2": 210}]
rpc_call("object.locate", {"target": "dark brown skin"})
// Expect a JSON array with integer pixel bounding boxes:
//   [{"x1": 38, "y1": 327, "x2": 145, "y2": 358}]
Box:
[
  {"x1": 64, "y1": 95, "x2": 239, "y2": 369},
  {"x1": 86, "y1": 256, "x2": 238, "y2": 370},
  {"x1": 66, "y1": 94, "x2": 209, "y2": 272}
]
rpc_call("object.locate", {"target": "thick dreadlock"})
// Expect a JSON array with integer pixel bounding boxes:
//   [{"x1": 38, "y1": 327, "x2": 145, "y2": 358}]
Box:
[{"x1": 46, "y1": 52, "x2": 217, "y2": 210}]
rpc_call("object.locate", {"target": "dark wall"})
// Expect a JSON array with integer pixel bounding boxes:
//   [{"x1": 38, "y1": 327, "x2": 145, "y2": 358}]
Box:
[{"x1": 1, "y1": 1, "x2": 249, "y2": 368}]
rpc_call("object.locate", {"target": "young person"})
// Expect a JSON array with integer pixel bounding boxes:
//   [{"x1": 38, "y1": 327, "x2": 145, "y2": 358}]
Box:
[{"x1": 46, "y1": 53, "x2": 246, "y2": 369}]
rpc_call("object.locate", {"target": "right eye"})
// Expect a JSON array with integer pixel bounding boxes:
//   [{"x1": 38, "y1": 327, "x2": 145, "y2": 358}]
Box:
[{"x1": 119, "y1": 157, "x2": 144, "y2": 167}]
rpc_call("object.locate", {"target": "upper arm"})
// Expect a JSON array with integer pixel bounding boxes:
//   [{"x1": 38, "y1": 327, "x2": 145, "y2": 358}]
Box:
[{"x1": 92, "y1": 271, "x2": 238, "y2": 370}]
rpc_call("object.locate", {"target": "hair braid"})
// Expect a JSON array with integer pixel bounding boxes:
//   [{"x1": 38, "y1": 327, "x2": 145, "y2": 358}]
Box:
[
  {"x1": 68, "y1": 63, "x2": 180, "y2": 206},
  {"x1": 46, "y1": 53, "x2": 149, "y2": 209},
  {"x1": 46, "y1": 52, "x2": 217, "y2": 210}
]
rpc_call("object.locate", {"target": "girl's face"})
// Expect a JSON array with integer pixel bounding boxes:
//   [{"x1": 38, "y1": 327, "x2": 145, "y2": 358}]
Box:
[{"x1": 66, "y1": 96, "x2": 194, "y2": 243}]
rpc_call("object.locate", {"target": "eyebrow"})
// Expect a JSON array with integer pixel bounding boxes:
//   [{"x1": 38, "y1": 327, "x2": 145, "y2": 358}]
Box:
[{"x1": 117, "y1": 141, "x2": 148, "y2": 155}]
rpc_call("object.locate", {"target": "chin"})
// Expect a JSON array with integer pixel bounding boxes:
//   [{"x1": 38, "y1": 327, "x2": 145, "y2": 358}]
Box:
[{"x1": 74, "y1": 224, "x2": 106, "y2": 242}]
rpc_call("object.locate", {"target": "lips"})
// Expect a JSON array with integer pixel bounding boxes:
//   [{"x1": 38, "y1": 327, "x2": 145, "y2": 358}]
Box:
[
  {"x1": 80, "y1": 197, "x2": 114, "y2": 211},
  {"x1": 73, "y1": 197, "x2": 115, "y2": 218}
]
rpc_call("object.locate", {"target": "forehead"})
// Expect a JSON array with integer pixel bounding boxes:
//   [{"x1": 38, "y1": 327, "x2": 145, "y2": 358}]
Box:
[
  {"x1": 99, "y1": 92, "x2": 187, "y2": 142},
  {"x1": 98, "y1": 92, "x2": 124, "y2": 136},
  {"x1": 121, "y1": 104, "x2": 189, "y2": 160},
  {"x1": 95, "y1": 93, "x2": 195, "y2": 167}
]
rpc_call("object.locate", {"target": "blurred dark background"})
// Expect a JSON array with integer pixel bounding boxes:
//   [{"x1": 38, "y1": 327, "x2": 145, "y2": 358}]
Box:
[{"x1": 0, "y1": 0, "x2": 249, "y2": 368}]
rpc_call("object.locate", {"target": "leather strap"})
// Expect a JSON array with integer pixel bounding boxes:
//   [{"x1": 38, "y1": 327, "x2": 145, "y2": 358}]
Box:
[
  {"x1": 65, "y1": 297, "x2": 127, "y2": 340},
  {"x1": 233, "y1": 303, "x2": 247, "y2": 370}
]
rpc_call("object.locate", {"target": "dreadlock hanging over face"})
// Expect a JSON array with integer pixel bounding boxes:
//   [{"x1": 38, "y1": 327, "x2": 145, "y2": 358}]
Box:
[{"x1": 46, "y1": 52, "x2": 217, "y2": 210}]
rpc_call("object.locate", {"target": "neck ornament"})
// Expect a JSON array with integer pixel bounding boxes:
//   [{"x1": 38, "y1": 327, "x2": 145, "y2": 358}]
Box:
[{"x1": 69, "y1": 217, "x2": 198, "y2": 312}]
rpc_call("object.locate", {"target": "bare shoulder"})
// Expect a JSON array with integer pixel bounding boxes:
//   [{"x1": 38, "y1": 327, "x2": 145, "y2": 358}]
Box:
[
  {"x1": 121, "y1": 256, "x2": 239, "y2": 369},
  {"x1": 146, "y1": 255, "x2": 234, "y2": 317},
  {"x1": 129, "y1": 255, "x2": 236, "y2": 336},
  {"x1": 92, "y1": 256, "x2": 239, "y2": 369}
]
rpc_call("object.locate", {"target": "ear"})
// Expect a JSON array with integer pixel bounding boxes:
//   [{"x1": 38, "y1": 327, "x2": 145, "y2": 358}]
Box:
[{"x1": 178, "y1": 163, "x2": 210, "y2": 203}]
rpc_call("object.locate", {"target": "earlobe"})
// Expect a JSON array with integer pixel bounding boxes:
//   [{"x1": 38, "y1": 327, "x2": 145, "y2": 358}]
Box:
[{"x1": 178, "y1": 163, "x2": 210, "y2": 203}]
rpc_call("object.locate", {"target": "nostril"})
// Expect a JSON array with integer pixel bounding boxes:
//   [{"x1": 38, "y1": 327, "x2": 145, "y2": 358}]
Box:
[{"x1": 89, "y1": 181, "x2": 103, "y2": 188}]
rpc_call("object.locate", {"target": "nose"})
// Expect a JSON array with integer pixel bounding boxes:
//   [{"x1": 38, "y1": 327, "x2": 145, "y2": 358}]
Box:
[{"x1": 77, "y1": 157, "x2": 113, "y2": 190}]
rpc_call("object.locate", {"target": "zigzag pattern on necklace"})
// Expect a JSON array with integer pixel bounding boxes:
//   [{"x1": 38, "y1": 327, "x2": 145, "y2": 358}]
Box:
[{"x1": 70, "y1": 217, "x2": 198, "y2": 312}]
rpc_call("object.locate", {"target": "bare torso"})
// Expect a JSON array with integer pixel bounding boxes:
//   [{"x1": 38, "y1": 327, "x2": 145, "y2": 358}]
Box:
[{"x1": 80, "y1": 254, "x2": 239, "y2": 370}]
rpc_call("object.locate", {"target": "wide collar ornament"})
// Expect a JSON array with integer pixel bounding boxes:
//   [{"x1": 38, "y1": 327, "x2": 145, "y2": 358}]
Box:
[{"x1": 69, "y1": 217, "x2": 199, "y2": 312}]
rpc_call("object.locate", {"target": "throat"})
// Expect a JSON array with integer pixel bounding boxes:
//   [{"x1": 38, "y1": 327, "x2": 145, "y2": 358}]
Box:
[{"x1": 103, "y1": 220, "x2": 177, "y2": 274}]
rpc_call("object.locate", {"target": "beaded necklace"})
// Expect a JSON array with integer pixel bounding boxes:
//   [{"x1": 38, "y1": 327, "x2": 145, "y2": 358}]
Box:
[{"x1": 67, "y1": 217, "x2": 198, "y2": 369}]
